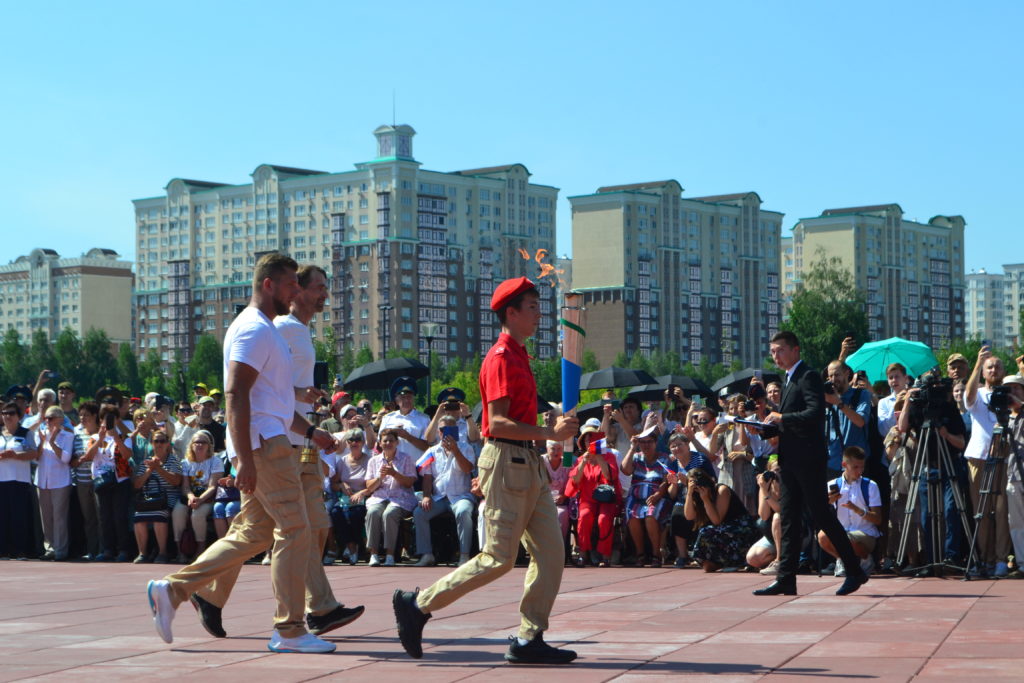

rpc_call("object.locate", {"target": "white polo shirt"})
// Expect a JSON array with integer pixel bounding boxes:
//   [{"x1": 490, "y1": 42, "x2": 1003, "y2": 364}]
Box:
[
  {"x1": 223, "y1": 306, "x2": 295, "y2": 452},
  {"x1": 0, "y1": 429, "x2": 36, "y2": 484},
  {"x1": 380, "y1": 409, "x2": 429, "y2": 463},
  {"x1": 831, "y1": 474, "x2": 882, "y2": 537},
  {"x1": 275, "y1": 313, "x2": 315, "y2": 447}
]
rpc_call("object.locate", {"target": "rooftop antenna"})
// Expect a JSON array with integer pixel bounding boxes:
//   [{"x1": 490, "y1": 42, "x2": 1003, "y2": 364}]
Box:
[{"x1": 392, "y1": 89, "x2": 396, "y2": 126}]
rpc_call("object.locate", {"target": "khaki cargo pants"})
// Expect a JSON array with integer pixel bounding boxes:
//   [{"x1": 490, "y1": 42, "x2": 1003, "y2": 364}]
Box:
[
  {"x1": 416, "y1": 440, "x2": 564, "y2": 640},
  {"x1": 163, "y1": 435, "x2": 311, "y2": 638}
]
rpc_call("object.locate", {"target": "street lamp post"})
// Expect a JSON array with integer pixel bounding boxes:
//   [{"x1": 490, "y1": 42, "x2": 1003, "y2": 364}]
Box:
[{"x1": 420, "y1": 322, "x2": 440, "y2": 403}]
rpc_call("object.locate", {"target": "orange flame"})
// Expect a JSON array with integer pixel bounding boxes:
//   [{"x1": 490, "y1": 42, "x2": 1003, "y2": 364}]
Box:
[{"x1": 518, "y1": 247, "x2": 568, "y2": 290}]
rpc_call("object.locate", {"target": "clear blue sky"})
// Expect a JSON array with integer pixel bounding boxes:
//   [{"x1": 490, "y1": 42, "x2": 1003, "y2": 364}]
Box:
[{"x1": 2, "y1": 1, "x2": 1021, "y2": 275}]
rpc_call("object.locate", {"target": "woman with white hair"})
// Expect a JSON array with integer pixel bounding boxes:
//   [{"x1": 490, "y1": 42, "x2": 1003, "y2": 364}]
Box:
[{"x1": 35, "y1": 406, "x2": 75, "y2": 561}]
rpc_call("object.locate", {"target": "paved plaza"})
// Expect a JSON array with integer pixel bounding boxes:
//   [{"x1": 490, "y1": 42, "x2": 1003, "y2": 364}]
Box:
[{"x1": 1, "y1": 560, "x2": 1021, "y2": 681}]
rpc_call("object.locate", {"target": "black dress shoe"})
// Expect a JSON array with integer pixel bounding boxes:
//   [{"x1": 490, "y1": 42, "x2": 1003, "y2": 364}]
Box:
[
  {"x1": 189, "y1": 593, "x2": 226, "y2": 638},
  {"x1": 505, "y1": 631, "x2": 577, "y2": 664},
  {"x1": 753, "y1": 579, "x2": 797, "y2": 596},
  {"x1": 307, "y1": 604, "x2": 365, "y2": 636},
  {"x1": 836, "y1": 569, "x2": 869, "y2": 596},
  {"x1": 393, "y1": 588, "x2": 430, "y2": 659}
]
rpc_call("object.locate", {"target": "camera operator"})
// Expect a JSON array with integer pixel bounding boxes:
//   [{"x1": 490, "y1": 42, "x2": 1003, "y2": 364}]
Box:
[
  {"x1": 824, "y1": 361, "x2": 873, "y2": 482},
  {"x1": 1001, "y1": 374, "x2": 1024, "y2": 574},
  {"x1": 743, "y1": 384, "x2": 778, "y2": 474},
  {"x1": 897, "y1": 371, "x2": 966, "y2": 573},
  {"x1": 964, "y1": 345, "x2": 1012, "y2": 576}
]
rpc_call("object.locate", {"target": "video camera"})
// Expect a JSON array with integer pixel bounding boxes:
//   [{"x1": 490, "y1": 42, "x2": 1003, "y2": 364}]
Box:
[
  {"x1": 907, "y1": 371, "x2": 953, "y2": 427},
  {"x1": 989, "y1": 385, "x2": 1013, "y2": 427}
]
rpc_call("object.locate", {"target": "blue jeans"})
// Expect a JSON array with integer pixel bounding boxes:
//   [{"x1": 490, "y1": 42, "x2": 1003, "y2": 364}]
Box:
[{"x1": 414, "y1": 496, "x2": 475, "y2": 556}]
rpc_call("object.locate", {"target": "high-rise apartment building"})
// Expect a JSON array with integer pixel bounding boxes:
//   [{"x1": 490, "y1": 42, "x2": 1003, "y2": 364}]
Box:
[
  {"x1": 570, "y1": 182, "x2": 783, "y2": 367},
  {"x1": 965, "y1": 264, "x2": 1024, "y2": 349},
  {"x1": 0, "y1": 248, "x2": 134, "y2": 344},
  {"x1": 132, "y1": 125, "x2": 559, "y2": 365},
  {"x1": 787, "y1": 204, "x2": 965, "y2": 347}
]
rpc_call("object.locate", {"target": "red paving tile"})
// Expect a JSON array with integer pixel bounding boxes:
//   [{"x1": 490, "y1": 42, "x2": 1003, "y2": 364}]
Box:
[{"x1": 1, "y1": 560, "x2": 1024, "y2": 681}]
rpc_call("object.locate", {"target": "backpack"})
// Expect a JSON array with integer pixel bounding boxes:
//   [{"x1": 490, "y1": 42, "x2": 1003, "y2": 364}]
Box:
[{"x1": 833, "y1": 475, "x2": 872, "y2": 505}]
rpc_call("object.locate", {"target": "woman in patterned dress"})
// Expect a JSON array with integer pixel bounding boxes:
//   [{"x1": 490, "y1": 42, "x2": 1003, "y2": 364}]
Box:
[
  {"x1": 621, "y1": 426, "x2": 674, "y2": 567},
  {"x1": 685, "y1": 468, "x2": 759, "y2": 571}
]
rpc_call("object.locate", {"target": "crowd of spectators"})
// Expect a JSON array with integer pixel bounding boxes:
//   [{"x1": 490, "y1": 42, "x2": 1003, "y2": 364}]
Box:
[{"x1": 3, "y1": 343, "x2": 1024, "y2": 582}]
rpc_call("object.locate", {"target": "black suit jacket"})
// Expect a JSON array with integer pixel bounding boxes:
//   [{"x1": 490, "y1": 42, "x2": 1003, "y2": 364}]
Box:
[{"x1": 777, "y1": 360, "x2": 827, "y2": 461}]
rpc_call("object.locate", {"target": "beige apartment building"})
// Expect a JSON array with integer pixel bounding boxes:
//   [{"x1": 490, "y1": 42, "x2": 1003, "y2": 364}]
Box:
[
  {"x1": 964, "y1": 264, "x2": 1024, "y2": 349},
  {"x1": 0, "y1": 248, "x2": 134, "y2": 344},
  {"x1": 785, "y1": 204, "x2": 966, "y2": 348},
  {"x1": 570, "y1": 182, "x2": 784, "y2": 367},
  {"x1": 132, "y1": 124, "x2": 559, "y2": 365}
]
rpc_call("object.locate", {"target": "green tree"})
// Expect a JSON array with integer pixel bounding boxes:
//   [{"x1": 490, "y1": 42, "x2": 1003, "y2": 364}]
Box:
[
  {"x1": 190, "y1": 334, "x2": 224, "y2": 390},
  {"x1": 53, "y1": 328, "x2": 84, "y2": 389},
  {"x1": 354, "y1": 346, "x2": 374, "y2": 367},
  {"x1": 313, "y1": 325, "x2": 339, "y2": 386},
  {"x1": 531, "y1": 356, "x2": 562, "y2": 404},
  {"x1": 81, "y1": 328, "x2": 117, "y2": 393},
  {"x1": 27, "y1": 329, "x2": 57, "y2": 378},
  {"x1": 339, "y1": 344, "x2": 356, "y2": 377},
  {"x1": 117, "y1": 343, "x2": 143, "y2": 396},
  {"x1": 780, "y1": 253, "x2": 868, "y2": 372},
  {"x1": 0, "y1": 328, "x2": 28, "y2": 388},
  {"x1": 581, "y1": 349, "x2": 600, "y2": 373},
  {"x1": 139, "y1": 349, "x2": 168, "y2": 396}
]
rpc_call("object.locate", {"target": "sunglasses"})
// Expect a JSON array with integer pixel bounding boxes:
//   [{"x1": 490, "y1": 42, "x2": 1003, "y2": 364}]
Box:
[
  {"x1": 346, "y1": 438, "x2": 364, "y2": 443},
  {"x1": 1, "y1": 411, "x2": 17, "y2": 416},
  {"x1": 193, "y1": 440, "x2": 211, "y2": 445},
  {"x1": 152, "y1": 439, "x2": 169, "y2": 444},
  {"x1": 694, "y1": 419, "x2": 710, "y2": 425},
  {"x1": 177, "y1": 407, "x2": 193, "y2": 413}
]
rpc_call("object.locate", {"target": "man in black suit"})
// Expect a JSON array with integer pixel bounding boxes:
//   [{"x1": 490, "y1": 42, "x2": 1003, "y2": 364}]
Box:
[{"x1": 754, "y1": 331, "x2": 868, "y2": 596}]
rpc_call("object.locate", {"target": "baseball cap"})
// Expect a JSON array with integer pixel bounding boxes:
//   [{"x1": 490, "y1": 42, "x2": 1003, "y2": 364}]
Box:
[
  {"x1": 198, "y1": 396, "x2": 216, "y2": 406},
  {"x1": 57, "y1": 381, "x2": 74, "y2": 392},
  {"x1": 1002, "y1": 374, "x2": 1024, "y2": 388},
  {"x1": 947, "y1": 353, "x2": 968, "y2": 365}
]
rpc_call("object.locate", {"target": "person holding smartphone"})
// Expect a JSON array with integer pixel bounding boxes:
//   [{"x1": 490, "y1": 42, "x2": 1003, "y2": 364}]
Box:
[{"x1": 413, "y1": 414, "x2": 477, "y2": 566}]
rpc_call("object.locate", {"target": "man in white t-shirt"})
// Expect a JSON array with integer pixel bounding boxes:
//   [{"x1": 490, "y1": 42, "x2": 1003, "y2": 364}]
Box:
[
  {"x1": 147, "y1": 253, "x2": 338, "y2": 654},
  {"x1": 380, "y1": 377, "x2": 430, "y2": 463},
  {"x1": 964, "y1": 345, "x2": 1011, "y2": 576}
]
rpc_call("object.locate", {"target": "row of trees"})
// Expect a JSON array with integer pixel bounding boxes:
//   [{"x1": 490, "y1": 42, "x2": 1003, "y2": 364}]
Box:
[
  {"x1": 0, "y1": 328, "x2": 222, "y2": 402},
  {"x1": 3, "y1": 257, "x2": 1020, "y2": 408}
]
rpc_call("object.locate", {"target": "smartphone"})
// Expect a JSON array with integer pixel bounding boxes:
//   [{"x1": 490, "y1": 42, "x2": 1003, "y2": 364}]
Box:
[
  {"x1": 355, "y1": 407, "x2": 365, "y2": 416},
  {"x1": 753, "y1": 370, "x2": 763, "y2": 381},
  {"x1": 440, "y1": 425, "x2": 458, "y2": 441},
  {"x1": 601, "y1": 398, "x2": 621, "y2": 410},
  {"x1": 46, "y1": 371, "x2": 60, "y2": 380},
  {"x1": 829, "y1": 483, "x2": 840, "y2": 495},
  {"x1": 692, "y1": 396, "x2": 704, "y2": 408},
  {"x1": 981, "y1": 339, "x2": 992, "y2": 349}
]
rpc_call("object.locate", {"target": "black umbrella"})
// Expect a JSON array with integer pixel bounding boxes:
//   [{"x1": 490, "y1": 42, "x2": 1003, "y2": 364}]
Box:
[
  {"x1": 471, "y1": 396, "x2": 555, "y2": 424},
  {"x1": 655, "y1": 375, "x2": 714, "y2": 398},
  {"x1": 575, "y1": 399, "x2": 607, "y2": 422},
  {"x1": 580, "y1": 367, "x2": 656, "y2": 391},
  {"x1": 343, "y1": 357, "x2": 429, "y2": 391},
  {"x1": 710, "y1": 368, "x2": 781, "y2": 395}
]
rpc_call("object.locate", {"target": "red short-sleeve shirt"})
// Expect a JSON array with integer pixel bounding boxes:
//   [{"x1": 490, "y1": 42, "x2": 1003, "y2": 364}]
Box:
[{"x1": 479, "y1": 332, "x2": 536, "y2": 438}]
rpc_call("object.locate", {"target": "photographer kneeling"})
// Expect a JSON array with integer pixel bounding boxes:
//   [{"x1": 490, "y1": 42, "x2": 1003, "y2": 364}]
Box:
[
  {"x1": 818, "y1": 447, "x2": 882, "y2": 576},
  {"x1": 746, "y1": 457, "x2": 783, "y2": 574}
]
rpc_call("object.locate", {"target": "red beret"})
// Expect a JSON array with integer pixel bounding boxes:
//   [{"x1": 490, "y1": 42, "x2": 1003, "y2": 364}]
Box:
[{"x1": 490, "y1": 276, "x2": 536, "y2": 312}]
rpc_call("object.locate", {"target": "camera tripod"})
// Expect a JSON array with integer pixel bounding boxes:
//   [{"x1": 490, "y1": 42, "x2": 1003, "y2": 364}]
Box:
[
  {"x1": 963, "y1": 424, "x2": 1012, "y2": 580},
  {"x1": 896, "y1": 417, "x2": 973, "y2": 577}
]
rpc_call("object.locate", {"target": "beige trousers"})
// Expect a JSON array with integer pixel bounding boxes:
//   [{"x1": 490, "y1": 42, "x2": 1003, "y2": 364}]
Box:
[
  {"x1": 163, "y1": 435, "x2": 311, "y2": 638},
  {"x1": 416, "y1": 441, "x2": 564, "y2": 640}
]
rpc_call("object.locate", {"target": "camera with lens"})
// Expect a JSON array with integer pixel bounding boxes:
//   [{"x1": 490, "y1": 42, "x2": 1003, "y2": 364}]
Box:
[
  {"x1": 743, "y1": 399, "x2": 757, "y2": 412},
  {"x1": 907, "y1": 371, "x2": 953, "y2": 426},
  {"x1": 823, "y1": 380, "x2": 836, "y2": 395},
  {"x1": 761, "y1": 469, "x2": 777, "y2": 483},
  {"x1": 989, "y1": 385, "x2": 1013, "y2": 427}
]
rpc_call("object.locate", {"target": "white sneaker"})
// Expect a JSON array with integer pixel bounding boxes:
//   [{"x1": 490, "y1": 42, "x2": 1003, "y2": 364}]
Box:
[
  {"x1": 383, "y1": 555, "x2": 396, "y2": 567},
  {"x1": 759, "y1": 560, "x2": 780, "y2": 576},
  {"x1": 459, "y1": 553, "x2": 471, "y2": 566},
  {"x1": 415, "y1": 553, "x2": 435, "y2": 567},
  {"x1": 267, "y1": 629, "x2": 336, "y2": 654},
  {"x1": 834, "y1": 559, "x2": 846, "y2": 577},
  {"x1": 261, "y1": 554, "x2": 271, "y2": 566},
  {"x1": 859, "y1": 555, "x2": 875, "y2": 576},
  {"x1": 146, "y1": 579, "x2": 176, "y2": 644},
  {"x1": 368, "y1": 554, "x2": 381, "y2": 567},
  {"x1": 995, "y1": 561, "x2": 1009, "y2": 577}
]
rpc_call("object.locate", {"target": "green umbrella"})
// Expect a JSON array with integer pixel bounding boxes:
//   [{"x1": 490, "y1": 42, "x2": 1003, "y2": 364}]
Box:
[{"x1": 846, "y1": 337, "x2": 939, "y2": 384}]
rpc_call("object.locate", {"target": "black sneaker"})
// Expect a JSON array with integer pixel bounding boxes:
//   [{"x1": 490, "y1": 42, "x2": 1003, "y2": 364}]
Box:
[
  {"x1": 189, "y1": 593, "x2": 226, "y2": 638},
  {"x1": 505, "y1": 631, "x2": 577, "y2": 664},
  {"x1": 393, "y1": 588, "x2": 430, "y2": 659},
  {"x1": 307, "y1": 604, "x2": 366, "y2": 636}
]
